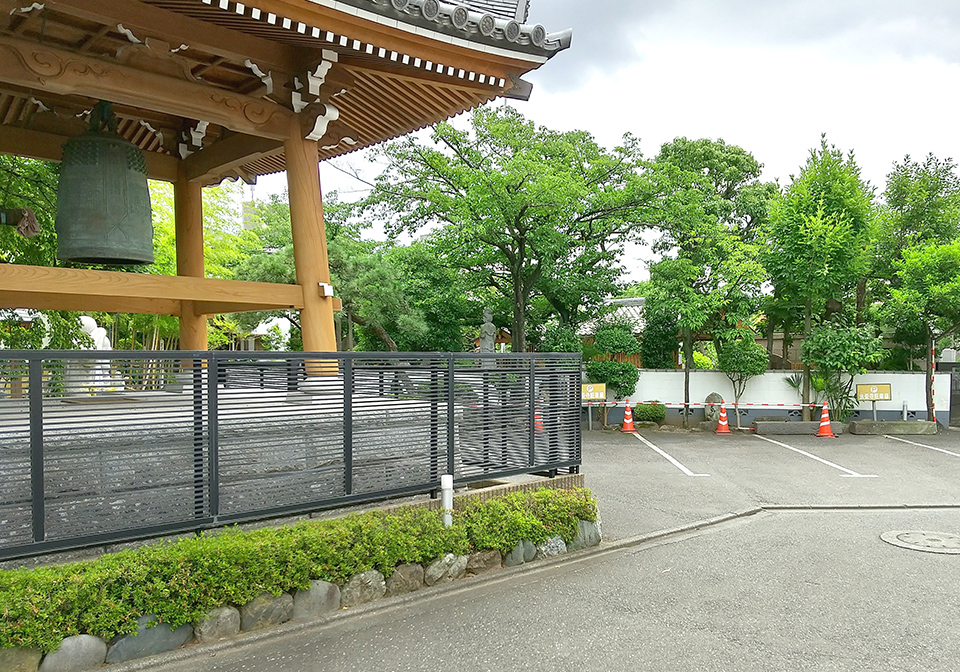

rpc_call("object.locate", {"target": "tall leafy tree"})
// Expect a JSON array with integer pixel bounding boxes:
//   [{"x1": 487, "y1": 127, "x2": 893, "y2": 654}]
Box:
[
  {"x1": 363, "y1": 105, "x2": 661, "y2": 351},
  {"x1": 875, "y1": 153, "x2": 960, "y2": 279},
  {"x1": 872, "y1": 154, "x2": 960, "y2": 364},
  {"x1": 884, "y1": 242, "x2": 960, "y2": 423},
  {"x1": 648, "y1": 139, "x2": 767, "y2": 425},
  {"x1": 762, "y1": 137, "x2": 874, "y2": 418}
]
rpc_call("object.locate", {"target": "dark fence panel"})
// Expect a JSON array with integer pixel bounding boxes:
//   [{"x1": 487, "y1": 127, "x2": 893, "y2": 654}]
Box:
[{"x1": 0, "y1": 350, "x2": 581, "y2": 560}]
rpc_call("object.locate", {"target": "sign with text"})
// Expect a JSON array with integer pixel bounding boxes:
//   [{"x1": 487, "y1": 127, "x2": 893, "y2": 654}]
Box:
[
  {"x1": 856, "y1": 383, "x2": 891, "y2": 402},
  {"x1": 581, "y1": 383, "x2": 606, "y2": 401}
]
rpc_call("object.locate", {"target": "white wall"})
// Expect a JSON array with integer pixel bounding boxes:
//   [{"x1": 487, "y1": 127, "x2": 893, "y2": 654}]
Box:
[{"x1": 622, "y1": 370, "x2": 951, "y2": 415}]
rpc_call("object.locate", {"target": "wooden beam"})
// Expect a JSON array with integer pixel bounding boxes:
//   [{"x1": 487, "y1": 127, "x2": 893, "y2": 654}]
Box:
[
  {"x1": 0, "y1": 290, "x2": 180, "y2": 316},
  {"x1": 42, "y1": 0, "x2": 302, "y2": 74},
  {"x1": 182, "y1": 134, "x2": 282, "y2": 184},
  {"x1": 0, "y1": 264, "x2": 305, "y2": 315},
  {"x1": 0, "y1": 125, "x2": 180, "y2": 182},
  {"x1": 0, "y1": 36, "x2": 295, "y2": 141}
]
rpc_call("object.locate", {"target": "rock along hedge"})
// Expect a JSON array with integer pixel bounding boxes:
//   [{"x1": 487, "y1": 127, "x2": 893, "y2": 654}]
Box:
[{"x1": 0, "y1": 488, "x2": 600, "y2": 671}]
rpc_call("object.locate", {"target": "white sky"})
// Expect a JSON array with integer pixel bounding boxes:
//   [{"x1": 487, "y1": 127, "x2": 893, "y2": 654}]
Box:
[{"x1": 257, "y1": 0, "x2": 960, "y2": 279}]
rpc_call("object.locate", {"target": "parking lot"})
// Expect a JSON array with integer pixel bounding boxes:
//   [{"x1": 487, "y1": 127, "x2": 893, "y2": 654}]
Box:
[{"x1": 582, "y1": 427, "x2": 960, "y2": 541}]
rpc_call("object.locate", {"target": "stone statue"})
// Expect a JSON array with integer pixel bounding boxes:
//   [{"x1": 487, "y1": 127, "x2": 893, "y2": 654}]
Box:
[
  {"x1": 67, "y1": 316, "x2": 118, "y2": 394},
  {"x1": 479, "y1": 308, "x2": 497, "y2": 354},
  {"x1": 80, "y1": 315, "x2": 112, "y2": 351}
]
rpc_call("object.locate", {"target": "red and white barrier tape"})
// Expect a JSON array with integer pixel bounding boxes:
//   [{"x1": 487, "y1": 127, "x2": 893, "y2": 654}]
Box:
[{"x1": 584, "y1": 401, "x2": 823, "y2": 409}]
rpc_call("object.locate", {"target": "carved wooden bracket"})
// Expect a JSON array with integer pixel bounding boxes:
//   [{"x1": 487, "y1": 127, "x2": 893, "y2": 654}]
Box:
[
  {"x1": 300, "y1": 102, "x2": 340, "y2": 142},
  {"x1": 292, "y1": 49, "x2": 339, "y2": 113},
  {"x1": 319, "y1": 119, "x2": 360, "y2": 151}
]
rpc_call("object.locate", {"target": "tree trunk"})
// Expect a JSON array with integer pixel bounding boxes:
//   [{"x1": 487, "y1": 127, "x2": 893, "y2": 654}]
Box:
[
  {"x1": 512, "y1": 284, "x2": 527, "y2": 352},
  {"x1": 345, "y1": 313, "x2": 355, "y2": 351},
  {"x1": 802, "y1": 300, "x2": 812, "y2": 421},
  {"x1": 683, "y1": 326, "x2": 692, "y2": 429},
  {"x1": 781, "y1": 320, "x2": 791, "y2": 370},
  {"x1": 766, "y1": 312, "x2": 775, "y2": 360},
  {"x1": 349, "y1": 314, "x2": 397, "y2": 351},
  {"x1": 926, "y1": 329, "x2": 936, "y2": 425},
  {"x1": 856, "y1": 278, "x2": 867, "y2": 327}
]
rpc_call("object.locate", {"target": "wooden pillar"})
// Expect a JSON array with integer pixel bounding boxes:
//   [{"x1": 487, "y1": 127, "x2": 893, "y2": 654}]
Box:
[
  {"x1": 285, "y1": 117, "x2": 337, "y2": 354},
  {"x1": 174, "y1": 165, "x2": 208, "y2": 350}
]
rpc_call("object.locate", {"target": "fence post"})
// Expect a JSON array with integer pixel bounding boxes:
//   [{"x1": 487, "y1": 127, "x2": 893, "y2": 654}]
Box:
[
  {"x1": 429, "y1": 367, "x2": 440, "y2": 492},
  {"x1": 343, "y1": 357, "x2": 353, "y2": 496},
  {"x1": 529, "y1": 357, "x2": 536, "y2": 468},
  {"x1": 207, "y1": 356, "x2": 220, "y2": 519},
  {"x1": 29, "y1": 357, "x2": 44, "y2": 543},
  {"x1": 446, "y1": 354, "x2": 455, "y2": 477}
]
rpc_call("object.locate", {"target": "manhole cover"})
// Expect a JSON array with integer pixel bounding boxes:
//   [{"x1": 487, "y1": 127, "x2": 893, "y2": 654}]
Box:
[{"x1": 880, "y1": 531, "x2": 960, "y2": 554}]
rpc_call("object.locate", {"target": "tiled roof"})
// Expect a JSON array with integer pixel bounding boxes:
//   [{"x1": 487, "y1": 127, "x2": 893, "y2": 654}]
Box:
[
  {"x1": 464, "y1": 0, "x2": 530, "y2": 22},
  {"x1": 578, "y1": 298, "x2": 646, "y2": 336}
]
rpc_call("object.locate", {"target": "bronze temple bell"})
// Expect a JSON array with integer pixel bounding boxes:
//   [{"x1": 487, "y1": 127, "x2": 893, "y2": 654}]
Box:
[{"x1": 55, "y1": 102, "x2": 154, "y2": 265}]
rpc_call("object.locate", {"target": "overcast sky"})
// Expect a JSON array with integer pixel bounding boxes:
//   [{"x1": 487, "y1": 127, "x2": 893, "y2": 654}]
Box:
[{"x1": 521, "y1": 0, "x2": 960, "y2": 191}]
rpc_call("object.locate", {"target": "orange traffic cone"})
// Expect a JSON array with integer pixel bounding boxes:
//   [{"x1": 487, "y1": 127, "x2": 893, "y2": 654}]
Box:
[
  {"x1": 621, "y1": 400, "x2": 636, "y2": 433},
  {"x1": 816, "y1": 403, "x2": 835, "y2": 438},
  {"x1": 715, "y1": 403, "x2": 732, "y2": 434},
  {"x1": 534, "y1": 405, "x2": 544, "y2": 432}
]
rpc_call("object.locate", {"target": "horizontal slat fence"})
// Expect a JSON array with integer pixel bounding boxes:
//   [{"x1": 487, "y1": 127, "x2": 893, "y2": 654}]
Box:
[{"x1": 0, "y1": 351, "x2": 581, "y2": 560}]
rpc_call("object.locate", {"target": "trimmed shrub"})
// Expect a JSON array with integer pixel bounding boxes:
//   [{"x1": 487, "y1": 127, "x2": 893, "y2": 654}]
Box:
[
  {"x1": 633, "y1": 401, "x2": 666, "y2": 423},
  {"x1": 0, "y1": 488, "x2": 596, "y2": 653},
  {"x1": 585, "y1": 360, "x2": 639, "y2": 399}
]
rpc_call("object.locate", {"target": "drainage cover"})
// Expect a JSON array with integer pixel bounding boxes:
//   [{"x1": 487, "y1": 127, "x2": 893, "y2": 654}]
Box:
[{"x1": 880, "y1": 531, "x2": 960, "y2": 555}]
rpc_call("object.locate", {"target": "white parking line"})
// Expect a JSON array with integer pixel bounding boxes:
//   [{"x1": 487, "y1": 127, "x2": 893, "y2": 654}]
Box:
[
  {"x1": 885, "y1": 435, "x2": 960, "y2": 458},
  {"x1": 754, "y1": 435, "x2": 878, "y2": 478},
  {"x1": 632, "y1": 433, "x2": 710, "y2": 477}
]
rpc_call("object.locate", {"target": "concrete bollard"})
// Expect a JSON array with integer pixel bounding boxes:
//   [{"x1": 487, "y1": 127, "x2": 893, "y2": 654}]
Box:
[{"x1": 441, "y1": 474, "x2": 453, "y2": 527}]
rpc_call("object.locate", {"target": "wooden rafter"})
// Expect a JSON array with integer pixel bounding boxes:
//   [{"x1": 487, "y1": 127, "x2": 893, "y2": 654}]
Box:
[{"x1": 37, "y1": 0, "x2": 305, "y2": 74}]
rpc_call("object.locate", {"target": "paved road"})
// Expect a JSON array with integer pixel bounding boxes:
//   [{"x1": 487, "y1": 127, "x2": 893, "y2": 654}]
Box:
[{"x1": 121, "y1": 428, "x2": 960, "y2": 672}]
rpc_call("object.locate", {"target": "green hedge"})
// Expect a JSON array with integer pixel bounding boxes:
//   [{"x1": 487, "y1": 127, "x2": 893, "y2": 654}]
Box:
[
  {"x1": 633, "y1": 401, "x2": 666, "y2": 423},
  {"x1": 0, "y1": 488, "x2": 596, "y2": 653}
]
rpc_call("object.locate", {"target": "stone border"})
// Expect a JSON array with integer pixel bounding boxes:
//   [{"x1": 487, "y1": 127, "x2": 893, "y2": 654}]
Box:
[{"x1": 2, "y1": 517, "x2": 600, "y2": 672}]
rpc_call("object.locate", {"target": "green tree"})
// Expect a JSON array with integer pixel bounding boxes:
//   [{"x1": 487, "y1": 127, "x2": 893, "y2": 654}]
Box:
[
  {"x1": 650, "y1": 138, "x2": 768, "y2": 426},
  {"x1": 875, "y1": 153, "x2": 960, "y2": 283},
  {"x1": 655, "y1": 137, "x2": 777, "y2": 242},
  {"x1": 872, "y1": 154, "x2": 960, "y2": 365},
  {"x1": 364, "y1": 105, "x2": 661, "y2": 351},
  {"x1": 884, "y1": 242, "x2": 960, "y2": 422},
  {"x1": 800, "y1": 324, "x2": 885, "y2": 422},
  {"x1": 717, "y1": 334, "x2": 768, "y2": 428},
  {"x1": 585, "y1": 319, "x2": 640, "y2": 400},
  {"x1": 640, "y1": 300, "x2": 679, "y2": 369},
  {"x1": 762, "y1": 137, "x2": 874, "y2": 418}
]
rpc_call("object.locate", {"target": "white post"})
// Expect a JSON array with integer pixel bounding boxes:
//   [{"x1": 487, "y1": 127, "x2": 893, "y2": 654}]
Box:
[
  {"x1": 441, "y1": 474, "x2": 454, "y2": 527},
  {"x1": 903, "y1": 400, "x2": 908, "y2": 421}
]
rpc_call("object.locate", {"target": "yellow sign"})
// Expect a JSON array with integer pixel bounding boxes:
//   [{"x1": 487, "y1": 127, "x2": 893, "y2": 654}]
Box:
[
  {"x1": 856, "y1": 383, "x2": 891, "y2": 402},
  {"x1": 581, "y1": 383, "x2": 606, "y2": 401}
]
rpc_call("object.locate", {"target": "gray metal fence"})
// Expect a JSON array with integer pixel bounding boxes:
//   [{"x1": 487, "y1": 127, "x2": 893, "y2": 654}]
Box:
[{"x1": 0, "y1": 351, "x2": 581, "y2": 560}]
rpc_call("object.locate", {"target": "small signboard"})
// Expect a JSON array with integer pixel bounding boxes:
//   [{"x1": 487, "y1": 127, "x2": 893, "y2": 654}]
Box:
[
  {"x1": 581, "y1": 383, "x2": 606, "y2": 401},
  {"x1": 856, "y1": 384, "x2": 892, "y2": 402}
]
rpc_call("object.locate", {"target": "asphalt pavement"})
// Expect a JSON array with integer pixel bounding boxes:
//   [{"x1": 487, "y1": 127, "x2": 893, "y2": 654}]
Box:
[{"x1": 118, "y1": 427, "x2": 960, "y2": 672}]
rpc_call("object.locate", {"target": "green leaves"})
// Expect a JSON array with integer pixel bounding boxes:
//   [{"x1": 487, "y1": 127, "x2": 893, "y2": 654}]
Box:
[
  {"x1": 799, "y1": 324, "x2": 885, "y2": 420},
  {"x1": 363, "y1": 104, "x2": 657, "y2": 350},
  {"x1": 0, "y1": 489, "x2": 596, "y2": 652}
]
